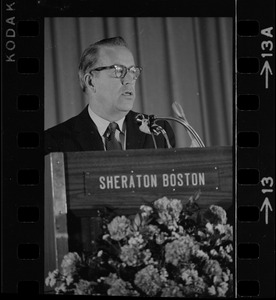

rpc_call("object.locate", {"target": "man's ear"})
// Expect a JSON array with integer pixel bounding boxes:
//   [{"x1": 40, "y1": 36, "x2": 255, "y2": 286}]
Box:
[{"x1": 84, "y1": 73, "x2": 96, "y2": 92}]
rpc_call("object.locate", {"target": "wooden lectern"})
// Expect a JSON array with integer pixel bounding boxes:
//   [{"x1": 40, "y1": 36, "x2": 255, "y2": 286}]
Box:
[{"x1": 44, "y1": 146, "x2": 233, "y2": 290}]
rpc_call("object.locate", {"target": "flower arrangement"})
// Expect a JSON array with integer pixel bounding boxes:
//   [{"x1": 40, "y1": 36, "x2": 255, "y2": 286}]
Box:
[{"x1": 45, "y1": 192, "x2": 233, "y2": 297}]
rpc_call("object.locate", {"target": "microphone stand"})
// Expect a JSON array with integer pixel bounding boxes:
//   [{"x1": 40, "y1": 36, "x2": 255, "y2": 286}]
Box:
[
  {"x1": 136, "y1": 114, "x2": 158, "y2": 149},
  {"x1": 136, "y1": 102, "x2": 205, "y2": 148},
  {"x1": 148, "y1": 115, "x2": 172, "y2": 149},
  {"x1": 152, "y1": 116, "x2": 205, "y2": 148},
  {"x1": 150, "y1": 131, "x2": 158, "y2": 149}
]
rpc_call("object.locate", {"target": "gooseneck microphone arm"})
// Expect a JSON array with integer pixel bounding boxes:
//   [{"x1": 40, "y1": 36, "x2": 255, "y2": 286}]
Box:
[
  {"x1": 150, "y1": 100, "x2": 205, "y2": 147},
  {"x1": 171, "y1": 101, "x2": 205, "y2": 147},
  {"x1": 135, "y1": 102, "x2": 205, "y2": 148},
  {"x1": 152, "y1": 116, "x2": 205, "y2": 148}
]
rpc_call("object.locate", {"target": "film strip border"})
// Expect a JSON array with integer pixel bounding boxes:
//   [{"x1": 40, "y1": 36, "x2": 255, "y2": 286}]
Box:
[
  {"x1": 236, "y1": 0, "x2": 275, "y2": 297},
  {"x1": 1, "y1": 0, "x2": 275, "y2": 296},
  {"x1": 2, "y1": 0, "x2": 44, "y2": 295}
]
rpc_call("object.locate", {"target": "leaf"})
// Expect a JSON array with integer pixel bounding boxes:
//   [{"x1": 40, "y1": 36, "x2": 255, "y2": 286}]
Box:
[
  {"x1": 133, "y1": 213, "x2": 141, "y2": 230},
  {"x1": 194, "y1": 190, "x2": 201, "y2": 201}
]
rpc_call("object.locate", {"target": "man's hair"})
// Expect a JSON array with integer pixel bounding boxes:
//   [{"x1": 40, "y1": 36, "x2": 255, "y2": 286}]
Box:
[{"x1": 78, "y1": 36, "x2": 128, "y2": 92}]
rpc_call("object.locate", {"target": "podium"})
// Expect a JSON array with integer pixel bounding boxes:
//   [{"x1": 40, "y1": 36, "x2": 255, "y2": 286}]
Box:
[{"x1": 44, "y1": 146, "x2": 233, "y2": 289}]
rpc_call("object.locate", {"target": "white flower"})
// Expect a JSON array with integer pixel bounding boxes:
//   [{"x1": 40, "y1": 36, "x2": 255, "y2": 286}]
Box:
[
  {"x1": 217, "y1": 281, "x2": 229, "y2": 297},
  {"x1": 155, "y1": 232, "x2": 167, "y2": 244},
  {"x1": 107, "y1": 216, "x2": 131, "y2": 241},
  {"x1": 195, "y1": 249, "x2": 209, "y2": 260},
  {"x1": 226, "y1": 244, "x2": 233, "y2": 253},
  {"x1": 160, "y1": 267, "x2": 169, "y2": 282},
  {"x1": 141, "y1": 212, "x2": 147, "y2": 218},
  {"x1": 206, "y1": 222, "x2": 214, "y2": 234},
  {"x1": 65, "y1": 274, "x2": 74, "y2": 285},
  {"x1": 140, "y1": 205, "x2": 153, "y2": 215},
  {"x1": 45, "y1": 270, "x2": 59, "y2": 287},
  {"x1": 208, "y1": 285, "x2": 216, "y2": 295},
  {"x1": 128, "y1": 234, "x2": 144, "y2": 248},
  {"x1": 61, "y1": 252, "x2": 81, "y2": 276},
  {"x1": 210, "y1": 249, "x2": 219, "y2": 256},
  {"x1": 45, "y1": 195, "x2": 234, "y2": 297},
  {"x1": 222, "y1": 272, "x2": 229, "y2": 282},
  {"x1": 153, "y1": 197, "x2": 183, "y2": 230},
  {"x1": 197, "y1": 230, "x2": 205, "y2": 237}
]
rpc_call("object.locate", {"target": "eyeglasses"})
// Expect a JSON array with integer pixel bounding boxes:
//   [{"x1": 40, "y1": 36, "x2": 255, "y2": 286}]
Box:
[{"x1": 90, "y1": 64, "x2": 142, "y2": 80}]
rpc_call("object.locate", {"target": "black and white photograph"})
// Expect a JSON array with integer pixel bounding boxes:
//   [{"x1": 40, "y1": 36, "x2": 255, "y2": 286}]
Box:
[
  {"x1": 44, "y1": 17, "x2": 233, "y2": 149},
  {"x1": 1, "y1": 0, "x2": 275, "y2": 297},
  {"x1": 44, "y1": 17, "x2": 234, "y2": 296}
]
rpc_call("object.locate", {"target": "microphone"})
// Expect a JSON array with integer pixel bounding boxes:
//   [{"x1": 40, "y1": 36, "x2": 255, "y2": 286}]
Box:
[
  {"x1": 136, "y1": 114, "x2": 172, "y2": 149},
  {"x1": 172, "y1": 102, "x2": 204, "y2": 147},
  {"x1": 151, "y1": 124, "x2": 172, "y2": 149},
  {"x1": 135, "y1": 101, "x2": 205, "y2": 149},
  {"x1": 136, "y1": 114, "x2": 151, "y2": 134},
  {"x1": 136, "y1": 114, "x2": 157, "y2": 148},
  {"x1": 172, "y1": 101, "x2": 186, "y2": 119}
]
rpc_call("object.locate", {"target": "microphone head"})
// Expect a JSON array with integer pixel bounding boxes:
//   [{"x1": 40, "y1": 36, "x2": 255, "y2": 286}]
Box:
[
  {"x1": 172, "y1": 101, "x2": 187, "y2": 121},
  {"x1": 139, "y1": 120, "x2": 151, "y2": 134},
  {"x1": 135, "y1": 113, "x2": 151, "y2": 134},
  {"x1": 135, "y1": 113, "x2": 145, "y2": 123}
]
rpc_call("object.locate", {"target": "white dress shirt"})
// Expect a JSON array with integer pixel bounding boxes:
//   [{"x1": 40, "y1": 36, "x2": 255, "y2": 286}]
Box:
[{"x1": 88, "y1": 106, "x2": 126, "y2": 150}]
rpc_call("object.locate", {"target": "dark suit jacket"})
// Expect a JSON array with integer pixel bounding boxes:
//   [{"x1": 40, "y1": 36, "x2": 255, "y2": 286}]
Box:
[{"x1": 45, "y1": 105, "x2": 175, "y2": 155}]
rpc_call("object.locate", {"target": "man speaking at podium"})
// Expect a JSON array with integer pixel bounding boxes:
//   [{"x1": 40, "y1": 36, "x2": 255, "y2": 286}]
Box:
[{"x1": 45, "y1": 36, "x2": 175, "y2": 154}]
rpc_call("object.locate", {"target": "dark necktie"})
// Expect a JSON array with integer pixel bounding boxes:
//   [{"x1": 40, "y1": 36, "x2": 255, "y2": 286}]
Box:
[{"x1": 105, "y1": 122, "x2": 122, "y2": 150}]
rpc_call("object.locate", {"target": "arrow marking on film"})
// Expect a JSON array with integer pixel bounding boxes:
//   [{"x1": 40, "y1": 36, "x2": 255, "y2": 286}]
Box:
[
  {"x1": 260, "y1": 197, "x2": 273, "y2": 224},
  {"x1": 260, "y1": 61, "x2": 273, "y2": 89}
]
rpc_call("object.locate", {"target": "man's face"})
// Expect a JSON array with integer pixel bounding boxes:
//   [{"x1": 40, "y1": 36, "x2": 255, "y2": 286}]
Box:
[{"x1": 92, "y1": 46, "x2": 137, "y2": 121}]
